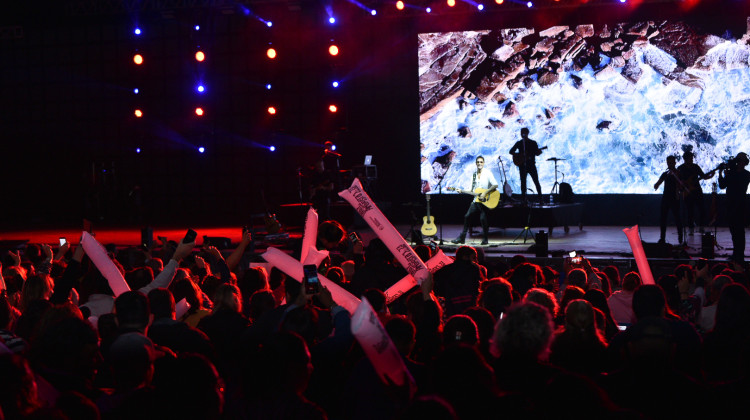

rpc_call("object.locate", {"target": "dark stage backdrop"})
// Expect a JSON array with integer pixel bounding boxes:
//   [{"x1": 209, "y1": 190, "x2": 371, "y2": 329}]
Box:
[{"x1": 0, "y1": 1, "x2": 746, "y2": 228}]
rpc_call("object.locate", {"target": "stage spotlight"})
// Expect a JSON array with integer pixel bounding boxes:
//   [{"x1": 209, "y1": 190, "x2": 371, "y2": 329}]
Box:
[
  {"x1": 136, "y1": 148, "x2": 141, "y2": 153},
  {"x1": 331, "y1": 144, "x2": 337, "y2": 151},
  {"x1": 133, "y1": 88, "x2": 139, "y2": 94},
  {"x1": 329, "y1": 45, "x2": 339, "y2": 56},
  {"x1": 478, "y1": 4, "x2": 484, "y2": 10},
  {"x1": 370, "y1": 9, "x2": 377, "y2": 15},
  {"x1": 619, "y1": 0, "x2": 626, "y2": 2},
  {"x1": 134, "y1": 109, "x2": 143, "y2": 118},
  {"x1": 447, "y1": 0, "x2": 455, "y2": 6},
  {"x1": 329, "y1": 104, "x2": 338, "y2": 113},
  {"x1": 495, "y1": 0, "x2": 504, "y2": 3},
  {"x1": 527, "y1": 1, "x2": 532, "y2": 7},
  {"x1": 197, "y1": 84, "x2": 205, "y2": 93},
  {"x1": 266, "y1": 83, "x2": 272, "y2": 90},
  {"x1": 426, "y1": 7, "x2": 432, "y2": 12},
  {"x1": 195, "y1": 51, "x2": 205, "y2": 62},
  {"x1": 268, "y1": 106, "x2": 277, "y2": 114},
  {"x1": 269, "y1": 145, "x2": 276, "y2": 152},
  {"x1": 267, "y1": 48, "x2": 277, "y2": 59},
  {"x1": 133, "y1": 54, "x2": 144, "y2": 65},
  {"x1": 194, "y1": 25, "x2": 200, "y2": 31},
  {"x1": 198, "y1": 146, "x2": 205, "y2": 153},
  {"x1": 332, "y1": 81, "x2": 339, "y2": 88},
  {"x1": 266, "y1": 21, "x2": 273, "y2": 27},
  {"x1": 134, "y1": 27, "x2": 142, "y2": 35},
  {"x1": 195, "y1": 107, "x2": 204, "y2": 116},
  {"x1": 329, "y1": 16, "x2": 336, "y2": 24},
  {"x1": 396, "y1": 1, "x2": 405, "y2": 10}
]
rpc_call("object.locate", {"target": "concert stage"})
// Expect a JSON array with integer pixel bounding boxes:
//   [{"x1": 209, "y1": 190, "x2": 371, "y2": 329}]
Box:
[{"x1": 1, "y1": 223, "x2": 738, "y2": 273}]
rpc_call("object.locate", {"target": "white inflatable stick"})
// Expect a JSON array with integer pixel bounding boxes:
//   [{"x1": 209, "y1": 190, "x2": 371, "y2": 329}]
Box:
[
  {"x1": 351, "y1": 297, "x2": 415, "y2": 390},
  {"x1": 339, "y1": 179, "x2": 428, "y2": 278},
  {"x1": 81, "y1": 231, "x2": 131, "y2": 297},
  {"x1": 385, "y1": 249, "x2": 454, "y2": 303},
  {"x1": 262, "y1": 247, "x2": 360, "y2": 315},
  {"x1": 300, "y1": 208, "x2": 319, "y2": 265}
]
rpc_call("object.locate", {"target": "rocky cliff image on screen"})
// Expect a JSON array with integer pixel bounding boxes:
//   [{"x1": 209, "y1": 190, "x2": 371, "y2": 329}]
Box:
[{"x1": 418, "y1": 20, "x2": 750, "y2": 194}]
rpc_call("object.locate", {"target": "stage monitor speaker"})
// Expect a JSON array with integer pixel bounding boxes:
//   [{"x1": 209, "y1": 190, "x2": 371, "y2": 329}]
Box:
[
  {"x1": 559, "y1": 183, "x2": 574, "y2": 203},
  {"x1": 702, "y1": 233, "x2": 715, "y2": 259},
  {"x1": 534, "y1": 230, "x2": 548, "y2": 257},
  {"x1": 642, "y1": 241, "x2": 672, "y2": 258}
]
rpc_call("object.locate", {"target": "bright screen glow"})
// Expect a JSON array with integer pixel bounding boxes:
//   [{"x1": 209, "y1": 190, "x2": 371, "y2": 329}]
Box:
[{"x1": 419, "y1": 21, "x2": 750, "y2": 194}]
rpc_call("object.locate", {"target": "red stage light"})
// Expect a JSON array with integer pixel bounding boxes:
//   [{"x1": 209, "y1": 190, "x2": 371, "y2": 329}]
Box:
[
  {"x1": 329, "y1": 45, "x2": 339, "y2": 56},
  {"x1": 195, "y1": 51, "x2": 205, "y2": 62},
  {"x1": 134, "y1": 109, "x2": 143, "y2": 117},
  {"x1": 329, "y1": 104, "x2": 338, "y2": 113},
  {"x1": 133, "y1": 54, "x2": 144, "y2": 65},
  {"x1": 267, "y1": 48, "x2": 277, "y2": 59},
  {"x1": 396, "y1": 1, "x2": 405, "y2": 10},
  {"x1": 195, "y1": 107, "x2": 204, "y2": 116},
  {"x1": 268, "y1": 106, "x2": 277, "y2": 114}
]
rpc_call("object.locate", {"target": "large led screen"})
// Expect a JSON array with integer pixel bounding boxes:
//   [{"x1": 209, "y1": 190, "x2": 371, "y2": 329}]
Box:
[{"x1": 419, "y1": 20, "x2": 750, "y2": 194}]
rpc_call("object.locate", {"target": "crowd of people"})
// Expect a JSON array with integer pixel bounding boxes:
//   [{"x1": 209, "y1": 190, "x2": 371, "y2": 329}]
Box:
[{"x1": 1, "y1": 218, "x2": 750, "y2": 419}]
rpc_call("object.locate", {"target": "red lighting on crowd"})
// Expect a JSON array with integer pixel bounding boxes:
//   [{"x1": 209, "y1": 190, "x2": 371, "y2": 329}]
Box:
[
  {"x1": 267, "y1": 48, "x2": 277, "y2": 59},
  {"x1": 133, "y1": 54, "x2": 144, "y2": 65},
  {"x1": 195, "y1": 107, "x2": 204, "y2": 116},
  {"x1": 134, "y1": 109, "x2": 143, "y2": 117},
  {"x1": 268, "y1": 106, "x2": 277, "y2": 114},
  {"x1": 328, "y1": 45, "x2": 339, "y2": 56},
  {"x1": 195, "y1": 51, "x2": 205, "y2": 62},
  {"x1": 329, "y1": 105, "x2": 338, "y2": 113}
]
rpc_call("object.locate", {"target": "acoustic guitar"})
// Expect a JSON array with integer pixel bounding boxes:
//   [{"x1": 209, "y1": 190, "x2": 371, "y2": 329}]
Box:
[
  {"x1": 447, "y1": 187, "x2": 501, "y2": 209},
  {"x1": 512, "y1": 146, "x2": 548, "y2": 167},
  {"x1": 421, "y1": 195, "x2": 437, "y2": 237}
]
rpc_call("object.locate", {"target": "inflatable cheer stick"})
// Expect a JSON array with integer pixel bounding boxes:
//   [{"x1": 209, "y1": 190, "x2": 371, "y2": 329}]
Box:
[
  {"x1": 623, "y1": 225, "x2": 655, "y2": 285},
  {"x1": 81, "y1": 231, "x2": 131, "y2": 297},
  {"x1": 262, "y1": 247, "x2": 360, "y2": 315},
  {"x1": 385, "y1": 249, "x2": 454, "y2": 303},
  {"x1": 351, "y1": 297, "x2": 415, "y2": 390},
  {"x1": 300, "y1": 208, "x2": 319, "y2": 265},
  {"x1": 339, "y1": 179, "x2": 428, "y2": 279}
]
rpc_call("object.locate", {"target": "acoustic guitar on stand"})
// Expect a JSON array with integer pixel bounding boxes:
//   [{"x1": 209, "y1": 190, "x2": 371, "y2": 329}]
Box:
[
  {"x1": 421, "y1": 195, "x2": 437, "y2": 237},
  {"x1": 447, "y1": 187, "x2": 501, "y2": 209}
]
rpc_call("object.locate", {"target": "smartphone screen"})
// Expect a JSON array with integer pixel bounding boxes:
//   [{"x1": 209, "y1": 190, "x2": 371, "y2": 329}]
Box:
[
  {"x1": 59, "y1": 237, "x2": 67, "y2": 247},
  {"x1": 569, "y1": 251, "x2": 577, "y2": 258},
  {"x1": 303, "y1": 264, "x2": 320, "y2": 295},
  {"x1": 349, "y1": 232, "x2": 360, "y2": 243}
]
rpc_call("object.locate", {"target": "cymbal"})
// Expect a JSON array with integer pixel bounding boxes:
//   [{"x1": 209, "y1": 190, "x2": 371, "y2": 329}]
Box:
[{"x1": 546, "y1": 157, "x2": 567, "y2": 161}]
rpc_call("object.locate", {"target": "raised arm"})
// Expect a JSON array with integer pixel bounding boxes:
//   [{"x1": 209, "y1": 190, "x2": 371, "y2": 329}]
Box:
[{"x1": 226, "y1": 229, "x2": 252, "y2": 272}]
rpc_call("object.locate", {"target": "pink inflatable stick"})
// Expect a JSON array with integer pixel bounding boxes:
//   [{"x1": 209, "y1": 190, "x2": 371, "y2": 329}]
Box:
[
  {"x1": 623, "y1": 225, "x2": 655, "y2": 285},
  {"x1": 385, "y1": 249, "x2": 454, "y2": 303},
  {"x1": 81, "y1": 231, "x2": 131, "y2": 297},
  {"x1": 300, "y1": 208, "x2": 319, "y2": 265},
  {"x1": 351, "y1": 297, "x2": 416, "y2": 390},
  {"x1": 262, "y1": 247, "x2": 360, "y2": 315},
  {"x1": 339, "y1": 179, "x2": 428, "y2": 279}
]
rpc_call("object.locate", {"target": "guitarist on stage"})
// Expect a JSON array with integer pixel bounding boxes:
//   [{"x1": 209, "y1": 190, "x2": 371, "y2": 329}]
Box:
[
  {"x1": 654, "y1": 155, "x2": 684, "y2": 245},
  {"x1": 677, "y1": 151, "x2": 714, "y2": 235},
  {"x1": 509, "y1": 127, "x2": 544, "y2": 203},
  {"x1": 451, "y1": 156, "x2": 498, "y2": 245}
]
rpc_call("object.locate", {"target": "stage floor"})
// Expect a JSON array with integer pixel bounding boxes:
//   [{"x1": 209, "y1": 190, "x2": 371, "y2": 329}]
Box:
[{"x1": 0, "y1": 224, "x2": 739, "y2": 261}]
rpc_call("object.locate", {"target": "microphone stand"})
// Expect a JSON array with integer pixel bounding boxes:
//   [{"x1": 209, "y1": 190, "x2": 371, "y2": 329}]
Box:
[{"x1": 436, "y1": 160, "x2": 452, "y2": 246}]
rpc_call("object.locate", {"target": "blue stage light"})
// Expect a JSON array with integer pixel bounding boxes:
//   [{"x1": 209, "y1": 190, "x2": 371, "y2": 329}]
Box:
[
  {"x1": 478, "y1": 4, "x2": 484, "y2": 10},
  {"x1": 136, "y1": 148, "x2": 141, "y2": 153},
  {"x1": 197, "y1": 85, "x2": 205, "y2": 93},
  {"x1": 266, "y1": 84, "x2": 272, "y2": 90},
  {"x1": 266, "y1": 21, "x2": 273, "y2": 27},
  {"x1": 269, "y1": 146, "x2": 276, "y2": 152},
  {"x1": 134, "y1": 27, "x2": 141, "y2": 35},
  {"x1": 426, "y1": 7, "x2": 431, "y2": 12},
  {"x1": 329, "y1": 17, "x2": 336, "y2": 24},
  {"x1": 134, "y1": 88, "x2": 139, "y2": 94},
  {"x1": 370, "y1": 9, "x2": 377, "y2": 15},
  {"x1": 198, "y1": 146, "x2": 205, "y2": 153},
  {"x1": 527, "y1": 1, "x2": 533, "y2": 7},
  {"x1": 332, "y1": 81, "x2": 339, "y2": 88}
]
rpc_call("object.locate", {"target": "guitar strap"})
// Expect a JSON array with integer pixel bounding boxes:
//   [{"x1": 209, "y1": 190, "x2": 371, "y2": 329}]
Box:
[{"x1": 472, "y1": 172, "x2": 477, "y2": 191}]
